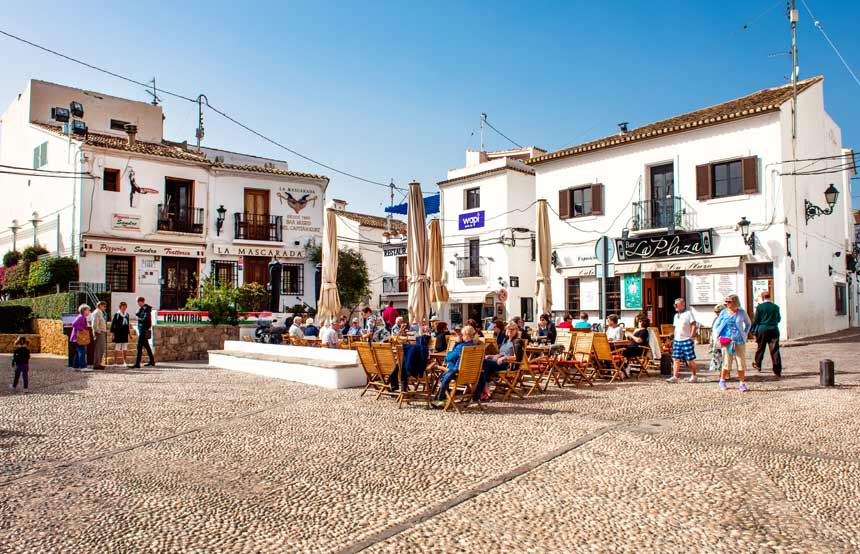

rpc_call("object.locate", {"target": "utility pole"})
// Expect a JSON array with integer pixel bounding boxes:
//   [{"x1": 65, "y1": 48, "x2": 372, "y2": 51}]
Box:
[
  {"x1": 146, "y1": 78, "x2": 161, "y2": 106},
  {"x1": 387, "y1": 179, "x2": 394, "y2": 233},
  {"x1": 196, "y1": 94, "x2": 208, "y2": 152},
  {"x1": 480, "y1": 113, "x2": 486, "y2": 151},
  {"x1": 790, "y1": 1, "x2": 799, "y2": 140}
]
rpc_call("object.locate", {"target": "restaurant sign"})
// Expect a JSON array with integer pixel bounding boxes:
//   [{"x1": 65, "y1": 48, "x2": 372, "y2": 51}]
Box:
[
  {"x1": 111, "y1": 213, "x2": 141, "y2": 231},
  {"x1": 213, "y1": 244, "x2": 305, "y2": 258},
  {"x1": 155, "y1": 310, "x2": 272, "y2": 325},
  {"x1": 383, "y1": 246, "x2": 407, "y2": 257},
  {"x1": 615, "y1": 230, "x2": 712, "y2": 262},
  {"x1": 82, "y1": 240, "x2": 204, "y2": 258}
]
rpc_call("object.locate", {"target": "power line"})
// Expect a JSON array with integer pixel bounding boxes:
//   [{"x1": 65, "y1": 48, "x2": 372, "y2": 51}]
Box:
[
  {"x1": 0, "y1": 169, "x2": 95, "y2": 179},
  {"x1": 482, "y1": 115, "x2": 523, "y2": 149},
  {"x1": 730, "y1": 0, "x2": 784, "y2": 36},
  {"x1": 799, "y1": 0, "x2": 860, "y2": 91},
  {"x1": 0, "y1": 163, "x2": 92, "y2": 175}
]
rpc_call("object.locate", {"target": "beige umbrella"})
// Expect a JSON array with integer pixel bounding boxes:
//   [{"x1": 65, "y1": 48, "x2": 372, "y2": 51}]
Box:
[
  {"x1": 407, "y1": 182, "x2": 431, "y2": 325},
  {"x1": 316, "y1": 207, "x2": 341, "y2": 323},
  {"x1": 428, "y1": 218, "x2": 449, "y2": 311},
  {"x1": 535, "y1": 199, "x2": 553, "y2": 315}
]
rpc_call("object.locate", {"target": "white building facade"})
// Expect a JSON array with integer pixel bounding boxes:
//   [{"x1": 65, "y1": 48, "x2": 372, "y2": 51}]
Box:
[{"x1": 0, "y1": 80, "x2": 328, "y2": 312}]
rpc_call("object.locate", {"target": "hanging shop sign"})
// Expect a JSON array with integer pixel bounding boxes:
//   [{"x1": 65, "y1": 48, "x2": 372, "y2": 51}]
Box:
[
  {"x1": 623, "y1": 273, "x2": 642, "y2": 310},
  {"x1": 383, "y1": 246, "x2": 407, "y2": 257},
  {"x1": 111, "y1": 213, "x2": 141, "y2": 231},
  {"x1": 458, "y1": 210, "x2": 485, "y2": 231},
  {"x1": 213, "y1": 244, "x2": 305, "y2": 258},
  {"x1": 614, "y1": 230, "x2": 713, "y2": 262},
  {"x1": 82, "y1": 239, "x2": 204, "y2": 258}
]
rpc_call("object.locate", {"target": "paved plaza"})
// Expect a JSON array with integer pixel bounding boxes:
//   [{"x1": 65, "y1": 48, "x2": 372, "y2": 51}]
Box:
[{"x1": 2, "y1": 336, "x2": 860, "y2": 554}]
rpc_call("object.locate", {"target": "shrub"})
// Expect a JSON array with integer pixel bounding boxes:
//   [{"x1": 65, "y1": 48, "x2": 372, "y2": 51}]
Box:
[
  {"x1": 28, "y1": 257, "x2": 78, "y2": 294},
  {"x1": 4, "y1": 264, "x2": 30, "y2": 297},
  {"x1": 236, "y1": 282, "x2": 268, "y2": 312},
  {"x1": 0, "y1": 291, "x2": 110, "y2": 319},
  {"x1": 184, "y1": 275, "x2": 239, "y2": 326},
  {"x1": 21, "y1": 245, "x2": 49, "y2": 264},
  {"x1": 0, "y1": 305, "x2": 33, "y2": 333},
  {"x1": 3, "y1": 250, "x2": 21, "y2": 267}
]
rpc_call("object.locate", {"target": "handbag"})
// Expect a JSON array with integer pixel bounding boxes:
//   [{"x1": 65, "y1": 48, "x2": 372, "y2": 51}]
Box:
[
  {"x1": 719, "y1": 337, "x2": 732, "y2": 346},
  {"x1": 76, "y1": 329, "x2": 91, "y2": 346}
]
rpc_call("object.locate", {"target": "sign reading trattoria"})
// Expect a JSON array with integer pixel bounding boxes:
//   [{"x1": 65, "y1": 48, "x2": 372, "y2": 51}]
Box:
[
  {"x1": 458, "y1": 210, "x2": 485, "y2": 230},
  {"x1": 384, "y1": 246, "x2": 407, "y2": 257},
  {"x1": 213, "y1": 244, "x2": 306, "y2": 258},
  {"x1": 614, "y1": 230, "x2": 713, "y2": 262},
  {"x1": 82, "y1": 240, "x2": 204, "y2": 258}
]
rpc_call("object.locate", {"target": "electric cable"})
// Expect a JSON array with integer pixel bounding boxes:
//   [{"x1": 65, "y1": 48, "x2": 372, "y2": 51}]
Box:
[
  {"x1": 482, "y1": 116, "x2": 523, "y2": 149},
  {"x1": 799, "y1": 0, "x2": 860, "y2": 91}
]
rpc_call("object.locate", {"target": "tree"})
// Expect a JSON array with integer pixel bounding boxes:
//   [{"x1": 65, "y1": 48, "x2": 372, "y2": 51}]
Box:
[
  {"x1": 309, "y1": 245, "x2": 371, "y2": 316},
  {"x1": 184, "y1": 275, "x2": 239, "y2": 326},
  {"x1": 3, "y1": 250, "x2": 21, "y2": 268},
  {"x1": 21, "y1": 245, "x2": 49, "y2": 264}
]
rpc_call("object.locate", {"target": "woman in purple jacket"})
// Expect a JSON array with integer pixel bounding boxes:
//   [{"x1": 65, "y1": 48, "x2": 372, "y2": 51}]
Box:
[{"x1": 70, "y1": 304, "x2": 91, "y2": 371}]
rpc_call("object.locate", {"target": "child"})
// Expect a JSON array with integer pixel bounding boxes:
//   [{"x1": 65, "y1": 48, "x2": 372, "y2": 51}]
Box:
[{"x1": 11, "y1": 336, "x2": 31, "y2": 392}]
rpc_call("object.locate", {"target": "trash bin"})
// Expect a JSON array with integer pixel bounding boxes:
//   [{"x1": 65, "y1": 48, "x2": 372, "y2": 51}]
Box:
[{"x1": 660, "y1": 353, "x2": 673, "y2": 376}]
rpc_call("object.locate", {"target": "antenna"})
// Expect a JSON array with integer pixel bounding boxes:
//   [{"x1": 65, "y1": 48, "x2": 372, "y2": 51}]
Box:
[
  {"x1": 145, "y1": 78, "x2": 161, "y2": 106},
  {"x1": 480, "y1": 113, "x2": 486, "y2": 151},
  {"x1": 790, "y1": 0, "x2": 799, "y2": 140},
  {"x1": 196, "y1": 94, "x2": 209, "y2": 152},
  {"x1": 387, "y1": 179, "x2": 394, "y2": 232}
]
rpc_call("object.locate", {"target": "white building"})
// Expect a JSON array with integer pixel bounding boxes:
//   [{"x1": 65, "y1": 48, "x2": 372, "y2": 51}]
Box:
[
  {"x1": 437, "y1": 147, "x2": 546, "y2": 327},
  {"x1": 0, "y1": 80, "x2": 328, "y2": 312},
  {"x1": 526, "y1": 76, "x2": 856, "y2": 338}
]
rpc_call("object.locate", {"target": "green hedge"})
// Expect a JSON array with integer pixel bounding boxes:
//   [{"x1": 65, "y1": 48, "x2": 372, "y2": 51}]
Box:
[
  {"x1": 0, "y1": 291, "x2": 111, "y2": 320},
  {"x1": 0, "y1": 305, "x2": 33, "y2": 333}
]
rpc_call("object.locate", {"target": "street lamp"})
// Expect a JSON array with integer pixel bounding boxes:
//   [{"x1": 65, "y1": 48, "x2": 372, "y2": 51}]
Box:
[
  {"x1": 29, "y1": 211, "x2": 41, "y2": 247},
  {"x1": 215, "y1": 204, "x2": 227, "y2": 236},
  {"x1": 805, "y1": 184, "x2": 839, "y2": 224},
  {"x1": 9, "y1": 219, "x2": 20, "y2": 251},
  {"x1": 738, "y1": 216, "x2": 756, "y2": 255}
]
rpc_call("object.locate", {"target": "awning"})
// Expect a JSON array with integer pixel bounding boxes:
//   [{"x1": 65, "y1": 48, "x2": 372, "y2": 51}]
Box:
[
  {"x1": 640, "y1": 256, "x2": 741, "y2": 273},
  {"x1": 614, "y1": 263, "x2": 641, "y2": 274},
  {"x1": 559, "y1": 266, "x2": 596, "y2": 278},
  {"x1": 448, "y1": 290, "x2": 494, "y2": 304},
  {"x1": 384, "y1": 192, "x2": 440, "y2": 216}
]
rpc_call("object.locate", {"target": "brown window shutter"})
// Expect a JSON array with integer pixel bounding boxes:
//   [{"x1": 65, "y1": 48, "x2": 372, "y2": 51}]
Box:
[
  {"x1": 558, "y1": 189, "x2": 571, "y2": 219},
  {"x1": 696, "y1": 164, "x2": 712, "y2": 200},
  {"x1": 591, "y1": 184, "x2": 604, "y2": 216},
  {"x1": 742, "y1": 156, "x2": 759, "y2": 194}
]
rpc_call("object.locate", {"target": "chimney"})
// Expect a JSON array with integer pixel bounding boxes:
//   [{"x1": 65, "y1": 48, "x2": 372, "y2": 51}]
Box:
[
  {"x1": 331, "y1": 198, "x2": 348, "y2": 211},
  {"x1": 617, "y1": 122, "x2": 629, "y2": 135},
  {"x1": 124, "y1": 124, "x2": 138, "y2": 147}
]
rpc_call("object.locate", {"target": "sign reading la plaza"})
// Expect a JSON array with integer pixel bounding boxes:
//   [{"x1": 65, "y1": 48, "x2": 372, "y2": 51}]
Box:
[{"x1": 213, "y1": 244, "x2": 306, "y2": 258}]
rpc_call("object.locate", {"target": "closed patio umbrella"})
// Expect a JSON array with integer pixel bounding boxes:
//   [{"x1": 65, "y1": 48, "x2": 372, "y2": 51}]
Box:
[
  {"x1": 316, "y1": 207, "x2": 341, "y2": 323},
  {"x1": 407, "y1": 182, "x2": 431, "y2": 325},
  {"x1": 428, "y1": 218, "x2": 449, "y2": 311},
  {"x1": 535, "y1": 199, "x2": 553, "y2": 315}
]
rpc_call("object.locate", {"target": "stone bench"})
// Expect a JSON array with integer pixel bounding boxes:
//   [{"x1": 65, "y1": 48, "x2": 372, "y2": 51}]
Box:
[{"x1": 208, "y1": 340, "x2": 365, "y2": 389}]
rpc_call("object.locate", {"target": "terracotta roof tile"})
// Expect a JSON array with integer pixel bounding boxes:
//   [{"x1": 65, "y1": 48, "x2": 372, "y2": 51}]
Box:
[
  {"x1": 528, "y1": 77, "x2": 823, "y2": 165},
  {"x1": 437, "y1": 163, "x2": 535, "y2": 186},
  {"x1": 334, "y1": 209, "x2": 407, "y2": 232},
  {"x1": 211, "y1": 162, "x2": 328, "y2": 181}
]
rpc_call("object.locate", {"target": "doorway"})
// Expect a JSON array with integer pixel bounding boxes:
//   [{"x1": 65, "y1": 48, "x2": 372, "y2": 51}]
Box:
[
  {"x1": 466, "y1": 303, "x2": 483, "y2": 324},
  {"x1": 160, "y1": 257, "x2": 198, "y2": 309},
  {"x1": 745, "y1": 262, "x2": 774, "y2": 317},
  {"x1": 654, "y1": 276, "x2": 683, "y2": 327},
  {"x1": 244, "y1": 256, "x2": 270, "y2": 286},
  {"x1": 650, "y1": 163, "x2": 674, "y2": 229},
  {"x1": 243, "y1": 189, "x2": 270, "y2": 241}
]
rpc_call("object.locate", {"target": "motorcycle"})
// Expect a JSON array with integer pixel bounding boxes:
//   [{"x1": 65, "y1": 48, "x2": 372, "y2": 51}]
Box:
[{"x1": 255, "y1": 318, "x2": 287, "y2": 344}]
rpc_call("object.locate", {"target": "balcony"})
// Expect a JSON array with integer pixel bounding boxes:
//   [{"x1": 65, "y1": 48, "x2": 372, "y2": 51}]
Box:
[
  {"x1": 157, "y1": 205, "x2": 204, "y2": 234},
  {"x1": 382, "y1": 276, "x2": 408, "y2": 294},
  {"x1": 631, "y1": 197, "x2": 685, "y2": 232},
  {"x1": 456, "y1": 257, "x2": 486, "y2": 279},
  {"x1": 234, "y1": 212, "x2": 283, "y2": 242}
]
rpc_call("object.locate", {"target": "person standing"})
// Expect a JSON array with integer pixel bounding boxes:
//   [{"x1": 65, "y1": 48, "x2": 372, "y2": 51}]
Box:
[
  {"x1": 667, "y1": 298, "x2": 698, "y2": 383},
  {"x1": 10, "y1": 336, "x2": 31, "y2": 392},
  {"x1": 382, "y1": 301, "x2": 399, "y2": 331},
  {"x1": 92, "y1": 301, "x2": 108, "y2": 369},
  {"x1": 132, "y1": 297, "x2": 155, "y2": 368},
  {"x1": 752, "y1": 290, "x2": 782, "y2": 377},
  {"x1": 713, "y1": 294, "x2": 752, "y2": 391},
  {"x1": 110, "y1": 301, "x2": 130, "y2": 368},
  {"x1": 70, "y1": 304, "x2": 92, "y2": 371},
  {"x1": 708, "y1": 304, "x2": 726, "y2": 373}
]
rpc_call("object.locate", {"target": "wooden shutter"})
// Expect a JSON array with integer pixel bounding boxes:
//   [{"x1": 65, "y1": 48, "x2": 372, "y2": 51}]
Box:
[
  {"x1": 695, "y1": 163, "x2": 711, "y2": 200},
  {"x1": 591, "y1": 184, "x2": 604, "y2": 216},
  {"x1": 742, "y1": 156, "x2": 759, "y2": 194},
  {"x1": 558, "y1": 189, "x2": 571, "y2": 219}
]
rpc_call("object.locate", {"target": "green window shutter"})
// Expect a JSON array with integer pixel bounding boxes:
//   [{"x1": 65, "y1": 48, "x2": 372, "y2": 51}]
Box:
[
  {"x1": 40, "y1": 142, "x2": 47, "y2": 167},
  {"x1": 33, "y1": 146, "x2": 39, "y2": 169}
]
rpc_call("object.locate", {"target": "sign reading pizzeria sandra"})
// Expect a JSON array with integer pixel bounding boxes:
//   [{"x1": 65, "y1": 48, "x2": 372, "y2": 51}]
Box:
[{"x1": 82, "y1": 240, "x2": 204, "y2": 258}]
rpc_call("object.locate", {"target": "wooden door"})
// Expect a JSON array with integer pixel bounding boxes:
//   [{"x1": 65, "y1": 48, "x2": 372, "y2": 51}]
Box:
[
  {"x1": 244, "y1": 189, "x2": 270, "y2": 241},
  {"x1": 244, "y1": 256, "x2": 270, "y2": 286},
  {"x1": 160, "y1": 257, "x2": 198, "y2": 309},
  {"x1": 650, "y1": 164, "x2": 674, "y2": 228},
  {"x1": 397, "y1": 256, "x2": 408, "y2": 292},
  {"x1": 745, "y1": 262, "x2": 774, "y2": 317},
  {"x1": 244, "y1": 189, "x2": 269, "y2": 215}
]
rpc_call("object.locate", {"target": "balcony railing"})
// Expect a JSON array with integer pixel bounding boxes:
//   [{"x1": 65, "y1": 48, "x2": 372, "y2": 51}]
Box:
[
  {"x1": 234, "y1": 212, "x2": 283, "y2": 242},
  {"x1": 157, "y1": 205, "x2": 204, "y2": 234},
  {"x1": 382, "y1": 276, "x2": 409, "y2": 294},
  {"x1": 456, "y1": 257, "x2": 486, "y2": 279},
  {"x1": 631, "y1": 197, "x2": 684, "y2": 231}
]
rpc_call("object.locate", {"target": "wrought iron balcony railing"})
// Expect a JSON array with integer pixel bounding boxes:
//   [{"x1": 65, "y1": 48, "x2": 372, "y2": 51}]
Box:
[
  {"x1": 631, "y1": 197, "x2": 684, "y2": 231},
  {"x1": 234, "y1": 212, "x2": 283, "y2": 242},
  {"x1": 456, "y1": 257, "x2": 486, "y2": 279},
  {"x1": 382, "y1": 276, "x2": 409, "y2": 294},
  {"x1": 157, "y1": 205, "x2": 204, "y2": 234}
]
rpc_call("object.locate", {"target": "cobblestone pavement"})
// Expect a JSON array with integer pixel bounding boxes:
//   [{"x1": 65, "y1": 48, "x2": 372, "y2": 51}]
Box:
[{"x1": 1, "y1": 338, "x2": 859, "y2": 554}]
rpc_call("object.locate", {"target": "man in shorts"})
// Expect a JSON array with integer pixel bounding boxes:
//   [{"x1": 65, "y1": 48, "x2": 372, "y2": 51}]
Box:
[{"x1": 667, "y1": 298, "x2": 698, "y2": 383}]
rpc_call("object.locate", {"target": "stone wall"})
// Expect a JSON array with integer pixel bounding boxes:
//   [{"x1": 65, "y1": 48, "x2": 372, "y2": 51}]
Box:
[
  {"x1": 153, "y1": 325, "x2": 239, "y2": 361},
  {"x1": 0, "y1": 334, "x2": 41, "y2": 353},
  {"x1": 32, "y1": 319, "x2": 66, "y2": 355}
]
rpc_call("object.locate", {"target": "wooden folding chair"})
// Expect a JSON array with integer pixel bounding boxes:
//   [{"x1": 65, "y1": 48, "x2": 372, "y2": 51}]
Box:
[
  {"x1": 626, "y1": 345, "x2": 651, "y2": 379},
  {"x1": 543, "y1": 332, "x2": 575, "y2": 388},
  {"x1": 370, "y1": 343, "x2": 399, "y2": 400},
  {"x1": 394, "y1": 344, "x2": 434, "y2": 408},
  {"x1": 592, "y1": 333, "x2": 626, "y2": 383},
  {"x1": 355, "y1": 342, "x2": 384, "y2": 397},
  {"x1": 492, "y1": 348, "x2": 526, "y2": 401},
  {"x1": 441, "y1": 344, "x2": 486, "y2": 413},
  {"x1": 241, "y1": 335, "x2": 254, "y2": 342},
  {"x1": 556, "y1": 333, "x2": 595, "y2": 387}
]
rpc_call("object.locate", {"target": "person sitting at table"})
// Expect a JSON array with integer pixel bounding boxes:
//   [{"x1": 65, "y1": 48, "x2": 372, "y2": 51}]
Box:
[
  {"x1": 391, "y1": 316, "x2": 408, "y2": 337},
  {"x1": 467, "y1": 319, "x2": 484, "y2": 337},
  {"x1": 289, "y1": 317, "x2": 304, "y2": 340},
  {"x1": 557, "y1": 314, "x2": 574, "y2": 330},
  {"x1": 370, "y1": 318, "x2": 391, "y2": 343},
  {"x1": 605, "y1": 314, "x2": 625, "y2": 341},
  {"x1": 304, "y1": 318, "x2": 319, "y2": 337},
  {"x1": 478, "y1": 322, "x2": 523, "y2": 401},
  {"x1": 623, "y1": 317, "x2": 650, "y2": 360},
  {"x1": 574, "y1": 312, "x2": 592, "y2": 330},
  {"x1": 347, "y1": 318, "x2": 363, "y2": 337},
  {"x1": 492, "y1": 320, "x2": 506, "y2": 348},
  {"x1": 337, "y1": 315, "x2": 350, "y2": 337},
  {"x1": 537, "y1": 313, "x2": 557, "y2": 344},
  {"x1": 409, "y1": 320, "x2": 420, "y2": 333},
  {"x1": 511, "y1": 316, "x2": 531, "y2": 343},
  {"x1": 319, "y1": 321, "x2": 339, "y2": 348},
  {"x1": 432, "y1": 325, "x2": 476, "y2": 408},
  {"x1": 433, "y1": 321, "x2": 450, "y2": 352}
]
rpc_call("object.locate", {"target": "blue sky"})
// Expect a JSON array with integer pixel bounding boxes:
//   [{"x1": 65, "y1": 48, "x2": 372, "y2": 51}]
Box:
[{"x1": 1, "y1": 0, "x2": 858, "y2": 212}]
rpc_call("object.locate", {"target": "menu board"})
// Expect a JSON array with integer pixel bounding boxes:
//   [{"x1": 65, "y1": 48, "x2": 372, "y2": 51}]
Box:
[
  {"x1": 688, "y1": 272, "x2": 737, "y2": 305},
  {"x1": 714, "y1": 274, "x2": 737, "y2": 300}
]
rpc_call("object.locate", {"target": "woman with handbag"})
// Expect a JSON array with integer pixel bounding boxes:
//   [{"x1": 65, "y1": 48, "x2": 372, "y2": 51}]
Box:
[
  {"x1": 712, "y1": 294, "x2": 752, "y2": 392},
  {"x1": 70, "y1": 304, "x2": 92, "y2": 371}
]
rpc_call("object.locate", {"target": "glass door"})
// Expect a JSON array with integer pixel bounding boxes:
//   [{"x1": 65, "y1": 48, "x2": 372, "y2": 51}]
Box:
[{"x1": 650, "y1": 164, "x2": 674, "y2": 229}]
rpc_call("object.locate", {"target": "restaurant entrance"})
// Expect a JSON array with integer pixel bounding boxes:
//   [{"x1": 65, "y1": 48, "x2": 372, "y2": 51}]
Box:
[{"x1": 642, "y1": 274, "x2": 684, "y2": 327}]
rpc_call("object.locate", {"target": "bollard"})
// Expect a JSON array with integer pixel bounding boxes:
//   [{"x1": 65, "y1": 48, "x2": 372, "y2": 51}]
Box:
[{"x1": 819, "y1": 359, "x2": 835, "y2": 387}]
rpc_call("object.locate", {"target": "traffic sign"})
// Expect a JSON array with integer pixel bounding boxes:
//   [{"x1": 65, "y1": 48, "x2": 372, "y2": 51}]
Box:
[{"x1": 595, "y1": 236, "x2": 615, "y2": 263}]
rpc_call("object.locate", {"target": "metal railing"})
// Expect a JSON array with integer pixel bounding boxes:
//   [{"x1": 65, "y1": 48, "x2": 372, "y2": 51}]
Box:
[
  {"x1": 382, "y1": 276, "x2": 408, "y2": 294},
  {"x1": 456, "y1": 257, "x2": 486, "y2": 279},
  {"x1": 67, "y1": 281, "x2": 109, "y2": 312},
  {"x1": 157, "y1": 205, "x2": 205, "y2": 234},
  {"x1": 631, "y1": 197, "x2": 684, "y2": 231},
  {"x1": 234, "y1": 212, "x2": 283, "y2": 242}
]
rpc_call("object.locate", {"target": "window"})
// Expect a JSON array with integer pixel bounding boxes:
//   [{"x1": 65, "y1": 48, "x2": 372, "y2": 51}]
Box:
[
  {"x1": 32, "y1": 142, "x2": 48, "y2": 169},
  {"x1": 110, "y1": 119, "x2": 130, "y2": 131},
  {"x1": 105, "y1": 255, "x2": 134, "y2": 293},
  {"x1": 558, "y1": 184, "x2": 604, "y2": 219},
  {"x1": 465, "y1": 187, "x2": 480, "y2": 210},
  {"x1": 566, "y1": 278, "x2": 581, "y2": 314},
  {"x1": 835, "y1": 283, "x2": 847, "y2": 316},
  {"x1": 696, "y1": 156, "x2": 758, "y2": 200},
  {"x1": 211, "y1": 261, "x2": 239, "y2": 288},
  {"x1": 605, "y1": 277, "x2": 621, "y2": 315},
  {"x1": 520, "y1": 297, "x2": 534, "y2": 323},
  {"x1": 103, "y1": 168, "x2": 121, "y2": 192},
  {"x1": 282, "y1": 263, "x2": 304, "y2": 295}
]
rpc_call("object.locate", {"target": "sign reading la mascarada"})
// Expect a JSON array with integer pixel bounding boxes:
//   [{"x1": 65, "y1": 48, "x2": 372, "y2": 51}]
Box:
[
  {"x1": 214, "y1": 244, "x2": 306, "y2": 258},
  {"x1": 615, "y1": 230, "x2": 713, "y2": 262},
  {"x1": 384, "y1": 246, "x2": 406, "y2": 257},
  {"x1": 83, "y1": 240, "x2": 204, "y2": 258}
]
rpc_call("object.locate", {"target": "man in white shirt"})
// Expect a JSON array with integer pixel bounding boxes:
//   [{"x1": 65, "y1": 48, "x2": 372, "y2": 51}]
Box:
[
  {"x1": 318, "y1": 322, "x2": 339, "y2": 348},
  {"x1": 668, "y1": 298, "x2": 698, "y2": 383},
  {"x1": 289, "y1": 316, "x2": 304, "y2": 340},
  {"x1": 605, "y1": 314, "x2": 625, "y2": 342}
]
